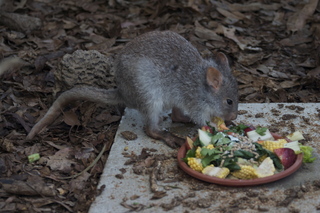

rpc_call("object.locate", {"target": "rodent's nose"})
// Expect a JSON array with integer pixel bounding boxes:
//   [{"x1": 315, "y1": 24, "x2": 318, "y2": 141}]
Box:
[{"x1": 227, "y1": 112, "x2": 237, "y2": 121}]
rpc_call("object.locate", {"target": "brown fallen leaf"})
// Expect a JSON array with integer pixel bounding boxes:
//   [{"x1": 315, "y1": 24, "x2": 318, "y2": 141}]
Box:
[
  {"x1": 74, "y1": 147, "x2": 94, "y2": 160},
  {"x1": 95, "y1": 111, "x2": 121, "y2": 125},
  {"x1": 212, "y1": 1, "x2": 281, "y2": 12},
  {"x1": 78, "y1": 2, "x2": 100, "y2": 13},
  {"x1": 120, "y1": 200, "x2": 146, "y2": 211},
  {"x1": 229, "y1": 2, "x2": 281, "y2": 12},
  {"x1": 297, "y1": 58, "x2": 317, "y2": 68},
  {"x1": 216, "y1": 7, "x2": 246, "y2": 23},
  {"x1": 34, "y1": 47, "x2": 74, "y2": 72},
  {"x1": 0, "y1": 57, "x2": 27, "y2": 76},
  {"x1": 0, "y1": 12, "x2": 42, "y2": 32},
  {"x1": 194, "y1": 21, "x2": 224, "y2": 41},
  {"x1": 238, "y1": 87, "x2": 256, "y2": 97},
  {"x1": 215, "y1": 25, "x2": 260, "y2": 51},
  {"x1": 257, "y1": 65, "x2": 291, "y2": 79},
  {"x1": 0, "y1": 178, "x2": 55, "y2": 196},
  {"x1": 279, "y1": 31, "x2": 313, "y2": 47},
  {"x1": 308, "y1": 66, "x2": 320, "y2": 79},
  {"x1": 85, "y1": 38, "x2": 117, "y2": 51},
  {"x1": 8, "y1": 112, "x2": 31, "y2": 133},
  {"x1": 150, "y1": 191, "x2": 167, "y2": 200},
  {"x1": 272, "y1": 11, "x2": 285, "y2": 26},
  {"x1": 46, "y1": 148, "x2": 76, "y2": 172},
  {"x1": 23, "y1": 144, "x2": 40, "y2": 157},
  {"x1": 287, "y1": 0, "x2": 319, "y2": 32},
  {"x1": 237, "y1": 52, "x2": 265, "y2": 66},
  {"x1": 69, "y1": 172, "x2": 91, "y2": 191},
  {"x1": 0, "y1": 139, "x2": 15, "y2": 152},
  {"x1": 121, "y1": 131, "x2": 137, "y2": 140},
  {"x1": 279, "y1": 80, "x2": 302, "y2": 89},
  {"x1": 30, "y1": 37, "x2": 64, "y2": 51},
  {"x1": 130, "y1": 194, "x2": 140, "y2": 200},
  {"x1": 63, "y1": 110, "x2": 81, "y2": 127}
]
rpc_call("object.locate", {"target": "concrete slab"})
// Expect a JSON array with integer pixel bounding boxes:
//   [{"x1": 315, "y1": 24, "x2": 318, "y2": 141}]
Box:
[{"x1": 89, "y1": 103, "x2": 320, "y2": 213}]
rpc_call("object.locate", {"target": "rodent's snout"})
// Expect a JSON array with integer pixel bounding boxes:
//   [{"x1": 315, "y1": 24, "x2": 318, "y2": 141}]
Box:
[{"x1": 226, "y1": 112, "x2": 237, "y2": 121}]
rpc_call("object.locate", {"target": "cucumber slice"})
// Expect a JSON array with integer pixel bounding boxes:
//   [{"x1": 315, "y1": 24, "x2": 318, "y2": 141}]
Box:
[
  {"x1": 198, "y1": 129, "x2": 212, "y2": 146},
  {"x1": 287, "y1": 131, "x2": 305, "y2": 141},
  {"x1": 247, "y1": 129, "x2": 274, "y2": 142}
]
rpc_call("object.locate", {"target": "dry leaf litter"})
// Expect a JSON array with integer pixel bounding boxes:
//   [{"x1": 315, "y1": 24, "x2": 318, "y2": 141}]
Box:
[{"x1": 0, "y1": 0, "x2": 320, "y2": 212}]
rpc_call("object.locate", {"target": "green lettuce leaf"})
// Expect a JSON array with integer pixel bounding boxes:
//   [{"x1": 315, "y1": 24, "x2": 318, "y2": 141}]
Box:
[
  {"x1": 183, "y1": 148, "x2": 196, "y2": 163},
  {"x1": 226, "y1": 123, "x2": 248, "y2": 135},
  {"x1": 255, "y1": 126, "x2": 267, "y2": 136},
  {"x1": 300, "y1": 145, "x2": 316, "y2": 163}
]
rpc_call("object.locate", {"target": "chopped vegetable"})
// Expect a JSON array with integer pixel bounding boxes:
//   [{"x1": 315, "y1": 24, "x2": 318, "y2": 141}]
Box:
[
  {"x1": 212, "y1": 117, "x2": 229, "y2": 131},
  {"x1": 258, "y1": 154, "x2": 268, "y2": 163},
  {"x1": 198, "y1": 129, "x2": 211, "y2": 146},
  {"x1": 206, "y1": 144, "x2": 215, "y2": 149},
  {"x1": 187, "y1": 158, "x2": 203, "y2": 172},
  {"x1": 258, "y1": 139, "x2": 288, "y2": 152},
  {"x1": 201, "y1": 125, "x2": 214, "y2": 134},
  {"x1": 247, "y1": 129, "x2": 274, "y2": 142},
  {"x1": 274, "y1": 148, "x2": 297, "y2": 169},
  {"x1": 28, "y1": 153, "x2": 40, "y2": 163},
  {"x1": 286, "y1": 131, "x2": 305, "y2": 141},
  {"x1": 202, "y1": 165, "x2": 230, "y2": 178},
  {"x1": 243, "y1": 126, "x2": 255, "y2": 134},
  {"x1": 211, "y1": 132, "x2": 231, "y2": 146},
  {"x1": 300, "y1": 146, "x2": 316, "y2": 163},
  {"x1": 255, "y1": 157, "x2": 275, "y2": 178},
  {"x1": 228, "y1": 123, "x2": 249, "y2": 135},
  {"x1": 185, "y1": 123, "x2": 316, "y2": 180},
  {"x1": 231, "y1": 165, "x2": 258, "y2": 179},
  {"x1": 198, "y1": 144, "x2": 215, "y2": 158},
  {"x1": 195, "y1": 147, "x2": 202, "y2": 158},
  {"x1": 186, "y1": 137, "x2": 194, "y2": 150},
  {"x1": 284, "y1": 141, "x2": 300, "y2": 153},
  {"x1": 255, "y1": 126, "x2": 268, "y2": 136}
]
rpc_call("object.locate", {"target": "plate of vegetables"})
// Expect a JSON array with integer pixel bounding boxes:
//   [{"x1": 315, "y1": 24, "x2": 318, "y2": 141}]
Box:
[{"x1": 177, "y1": 119, "x2": 316, "y2": 186}]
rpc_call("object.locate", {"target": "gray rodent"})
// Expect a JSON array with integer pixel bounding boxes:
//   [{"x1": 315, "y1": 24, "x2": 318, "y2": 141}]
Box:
[{"x1": 27, "y1": 31, "x2": 239, "y2": 148}]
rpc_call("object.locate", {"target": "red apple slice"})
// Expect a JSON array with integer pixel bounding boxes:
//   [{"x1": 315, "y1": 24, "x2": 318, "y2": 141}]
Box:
[
  {"x1": 186, "y1": 137, "x2": 194, "y2": 150},
  {"x1": 274, "y1": 148, "x2": 297, "y2": 170},
  {"x1": 270, "y1": 132, "x2": 292, "y2": 142},
  {"x1": 244, "y1": 126, "x2": 256, "y2": 134},
  {"x1": 201, "y1": 125, "x2": 214, "y2": 134}
]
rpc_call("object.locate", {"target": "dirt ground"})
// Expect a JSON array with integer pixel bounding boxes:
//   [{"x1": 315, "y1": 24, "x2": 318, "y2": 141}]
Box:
[{"x1": 0, "y1": 0, "x2": 319, "y2": 212}]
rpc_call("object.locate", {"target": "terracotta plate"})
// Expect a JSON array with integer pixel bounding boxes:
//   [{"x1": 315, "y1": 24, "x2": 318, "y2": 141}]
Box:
[{"x1": 177, "y1": 143, "x2": 303, "y2": 186}]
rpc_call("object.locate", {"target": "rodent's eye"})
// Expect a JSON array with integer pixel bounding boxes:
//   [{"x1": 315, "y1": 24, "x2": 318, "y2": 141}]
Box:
[{"x1": 226, "y1": 99, "x2": 233, "y2": 105}]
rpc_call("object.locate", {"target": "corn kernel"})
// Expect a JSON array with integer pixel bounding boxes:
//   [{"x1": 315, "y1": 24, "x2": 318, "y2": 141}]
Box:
[
  {"x1": 231, "y1": 165, "x2": 258, "y2": 179},
  {"x1": 258, "y1": 154, "x2": 268, "y2": 163},
  {"x1": 206, "y1": 144, "x2": 215, "y2": 149},
  {"x1": 260, "y1": 139, "x2": 287, "y2": 152},
  {"x1": 187, "y1": 158, "x2": 203, "y2": 172},
  {"x1": 202, "y1": 165, "x2": 230, "y2": 178},
  {"x1": 195, "y1": 147, "x2": 203, "y2": 159}
]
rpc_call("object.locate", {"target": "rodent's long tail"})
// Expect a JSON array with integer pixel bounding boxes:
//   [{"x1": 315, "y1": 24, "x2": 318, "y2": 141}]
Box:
[{"x1": 27, "y1": 86, "x2": 123, "y2": 140}]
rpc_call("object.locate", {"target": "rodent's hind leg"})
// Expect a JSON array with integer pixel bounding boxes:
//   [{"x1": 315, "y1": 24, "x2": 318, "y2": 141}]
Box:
[
  {"x1": 171, "y1": 107, "x2": 191, "y2": 123},
  {"x1": 143, "y1": 103, "x2": 185, "y2": 148}
]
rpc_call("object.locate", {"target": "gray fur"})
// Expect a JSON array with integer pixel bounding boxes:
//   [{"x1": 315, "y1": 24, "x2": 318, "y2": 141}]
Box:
[
  {"x1": 27, "y1": 31, "x2": 238, "y2": 148},
  {"x1": 115, "y1": 31, "x2": 238, "y2": 126}
]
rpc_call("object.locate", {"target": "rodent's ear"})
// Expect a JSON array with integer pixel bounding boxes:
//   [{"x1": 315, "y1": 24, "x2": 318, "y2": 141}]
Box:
[
  {"x1": 214, "y1": 52, "x2": 230, "y2": 67},
  {"x1": 206, "y1": 67, "x2": 223, "y2": 90}
]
